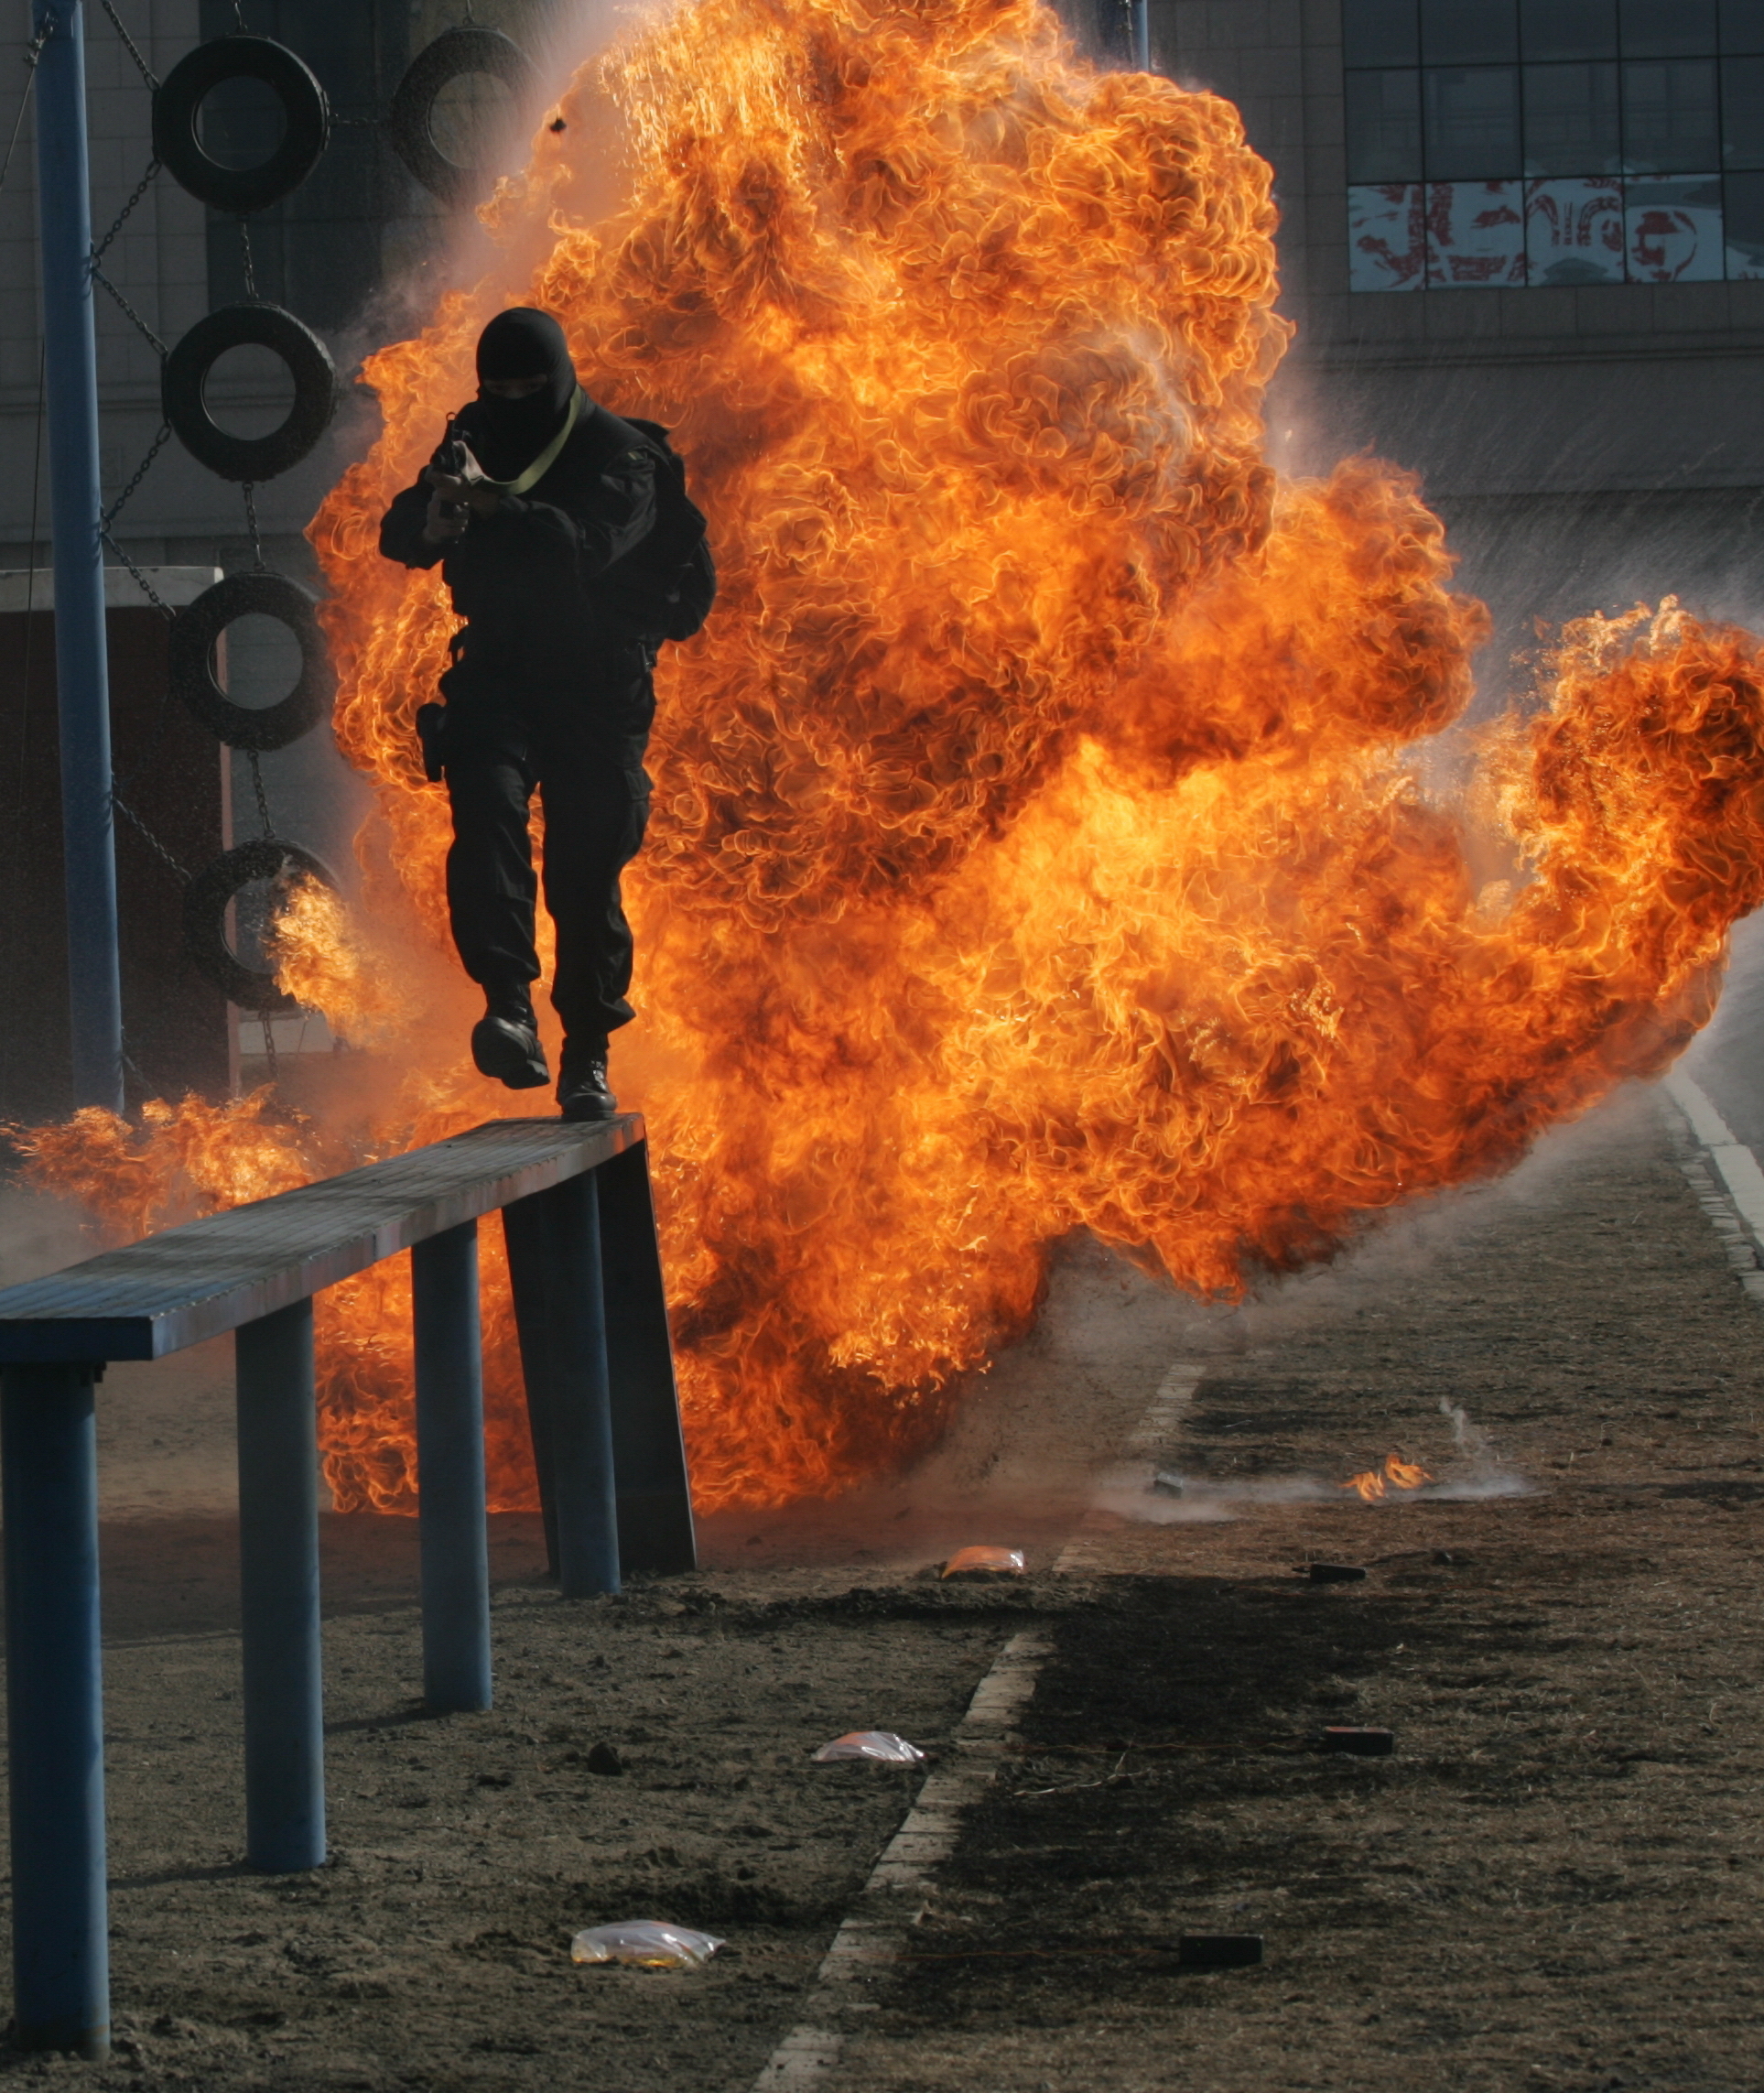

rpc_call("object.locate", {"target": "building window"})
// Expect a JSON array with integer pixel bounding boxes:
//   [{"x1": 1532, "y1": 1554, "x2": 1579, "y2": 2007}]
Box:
[{"x1": 1345, "y1": 0, "x2": 1764, "y2": 285}]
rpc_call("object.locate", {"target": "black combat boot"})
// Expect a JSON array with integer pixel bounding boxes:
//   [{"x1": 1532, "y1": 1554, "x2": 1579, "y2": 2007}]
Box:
[
  {"x1": 557, "y1": 1034, "x2": 617, "y2": 1122},
  {"x1": 471, "y1": 987, "x2": 549, "y2": 1090}
]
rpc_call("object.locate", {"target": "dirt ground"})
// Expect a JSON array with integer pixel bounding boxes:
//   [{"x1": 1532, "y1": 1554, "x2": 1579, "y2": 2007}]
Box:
[{"x1": 2, "y1": 1083, "x2": 1762, "y2": 2089}]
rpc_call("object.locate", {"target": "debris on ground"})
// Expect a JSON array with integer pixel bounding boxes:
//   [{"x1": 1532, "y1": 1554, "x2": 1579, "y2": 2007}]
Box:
[
  {"x1": 813, "y1": 1730, "x2": 926, "y2": 1763},
  {"x1": 569, "y1": 1921, "x2": 727, "y2": 1969},
  {"x1": 1313, "y1": 1725, "x2": 1396, "y2": 1755},
  {"x1": 940, "y1": 1545, "x2": 1026, "y2": 1578}
]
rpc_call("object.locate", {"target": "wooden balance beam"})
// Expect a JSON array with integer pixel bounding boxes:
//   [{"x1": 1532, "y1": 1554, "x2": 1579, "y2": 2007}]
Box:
[{"x1": 0, "y1": 1113, "x2": 694, "y2": 2056}]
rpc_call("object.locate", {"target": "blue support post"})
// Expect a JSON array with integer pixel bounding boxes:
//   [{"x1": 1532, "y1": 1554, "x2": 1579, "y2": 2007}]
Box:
[
  {"x1": 412, "y1": 1221, "x2": 492, "y2": 1711},
  {"x1": 1132, "y1": 0, "x2": 1149, "y2": 70},
  {"x1": 31, "y1": 0, "x2": 123, "y2": 1114},
  {"x1": 549, "y1": 1173, "x2": 621, "y2": 1596},
  {"x1": 235, "y1": 1298, "x2": 325, "y2": 1871},
  {"x1": 1, "y1": 1363, "x2": 110, "y2": 2058},
  {"x1": 503, "y1": 1176, "x2": 620, "y2": 1598},
  {"x1": 502, "y1": 1193, "x2": 560, "y2": 1576},
  {"x1": 596, "y1": 1141, "x2": 697, "y2": 1576}
]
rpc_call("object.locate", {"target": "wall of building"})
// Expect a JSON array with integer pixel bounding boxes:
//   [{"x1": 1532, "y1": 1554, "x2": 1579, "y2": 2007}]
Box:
[{"x1": 1144, "y1": 0, "x2": 1764, "y2": 681}]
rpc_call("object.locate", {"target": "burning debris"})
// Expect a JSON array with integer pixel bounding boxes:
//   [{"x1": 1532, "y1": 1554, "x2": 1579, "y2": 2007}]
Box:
[
  {"x1": 1095, "y1": 1396, "x2": 1529, "y2": 1524},
  {"x1": 1340, "y1": 1455, "x2": 1434, "y2": 1502},
  {"x1": 21, "y1": 0, "x2": 1764, "y2": 1519}
]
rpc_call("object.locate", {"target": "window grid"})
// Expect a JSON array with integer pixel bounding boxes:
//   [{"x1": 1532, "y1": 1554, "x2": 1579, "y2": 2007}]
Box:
[{"x1": 1346, "y1": 2, "x2": 1764, "y2": 287}]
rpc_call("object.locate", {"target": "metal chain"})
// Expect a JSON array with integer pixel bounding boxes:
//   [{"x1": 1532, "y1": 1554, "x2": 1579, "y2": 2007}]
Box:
[
  {"x1": 91, "y1": 260, "x2": 168, "y2": 356},
  {"x1": 240, "y1": 480, "x2": 267, "y2": 569},
  {"x1": 101, "y1": 420, "x2": 172, "y2": 534},
  {"x1": 111, "y1": 789, "x2": 190, "y2": 882},
  {"x1": 244, "y1": 747, "x2": 285, "y2": 1075},
  {"x1": 243, "y1": 689, "x2": 285, "y2": 1095},
  {"x1": 247, "y1": 750, "x2": 275, "y2": 840},
  {"x1": 236, "y1": 215, "x2": 257, "y2": 299},
  {"x1": 98, "y1": 0, "x2": 157, "y2": 91},
  {"x1": 92, "y1": 156, "x2": 161, "y2": 265},
  {"x1": 99, "y1": 529, "x2": 176, "y2": 622},
  {"x1": 0, "y1": 31, "x2": 49, "y2": 198}
]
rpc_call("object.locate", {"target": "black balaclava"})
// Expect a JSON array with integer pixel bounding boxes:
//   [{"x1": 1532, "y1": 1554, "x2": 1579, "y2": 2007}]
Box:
[{"x1": 471, "y1": 307, "x2": 579, "y2": 480}]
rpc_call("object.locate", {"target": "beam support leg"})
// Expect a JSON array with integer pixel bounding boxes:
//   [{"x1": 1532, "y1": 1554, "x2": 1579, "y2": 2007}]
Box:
[
  {"x1": 413, "y1": 1221, "x2": 492, "y2": 1711},
  {"x1": 235, "y1": 1298, "x2": 324, "y2": 1871},
  {"x1": 596, "y1": 1140, "x2": 697, "y2": 1575},
  {"x1": 503, "y1": 1194, "x2": 559, "y2": 1576},
  {"x1": 503, "y1": 1175, "x2": 619, "y2": 1598},
  {"x1": 1, "y1": 1362, "x2": 109, "y2": 2057},
  {"x1": 549, "y1": 1171, "x2": 621, "y2": 1596}
]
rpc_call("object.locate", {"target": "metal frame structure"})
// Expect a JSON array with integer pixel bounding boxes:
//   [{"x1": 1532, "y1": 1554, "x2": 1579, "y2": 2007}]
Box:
[
  {"x1": 32, "y1": 0, "x2": 123, "y2": 1112},
  {"x1": 0, "y1": 1112, "x2": 695, "y2": 2057}
]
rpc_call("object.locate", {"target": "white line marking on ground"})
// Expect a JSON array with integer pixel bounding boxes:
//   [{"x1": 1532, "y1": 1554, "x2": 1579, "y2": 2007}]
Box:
[
  {"x1": 1055, "y1": 1361, "x2": 1206, "y2": 1571},
  {"x1": 1663, "y1": 1071, "x2": 1764, "y2": 1238},
  {"x1": 1664, "y1": 1068, "x2": 1737, "y2": 1148},
  {"x1": 1659, "y1": 1075, "x2": 1764, "y2": 1306},
  {"x1": 747, "y1": 1361, "x2": 1208, "y2": 2088}
]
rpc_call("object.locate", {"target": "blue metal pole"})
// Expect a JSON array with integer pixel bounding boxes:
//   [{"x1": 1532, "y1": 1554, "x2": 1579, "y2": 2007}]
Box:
[
  {"x1": 551, "y1": 1171, "x2": 620, "y2": 1596},
  {"x1": 413, "y1": 1221, "x2": 492, "y2": 1711},
  {"x1": 1, "y1": 1362, "x2": 110, "y2": 2058},
  {"x1": 505, "y1": 1176, "x2": 620, "y2": 1598},
  {"x1": 1131, "y1": 0, "x2": 1150, "y2": 70},
  {"x1": 235, "y1": 1298, "x2": 326, "y2": 1871},
  {"x1": 502, "y1": 1193, "x2": 560, "y2": 1574},
  {"x1": 31, "y1": 0, "x2": 123, "y2": 1115},
  {"x1": 596, "y1": 1141, "x2": 697, "y2": 1577}
]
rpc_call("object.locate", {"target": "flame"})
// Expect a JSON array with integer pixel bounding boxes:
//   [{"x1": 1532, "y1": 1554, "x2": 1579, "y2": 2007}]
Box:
[
  {"x1": 1342, "y1": 1454, "x2": 1435, "y2": 1502},
  {"x1": 20, "y1": 0, "x2": 1764, "y2": 1519},
  {"x1": 265, "y1": 873, "x2": 404, "y2": 1047}
]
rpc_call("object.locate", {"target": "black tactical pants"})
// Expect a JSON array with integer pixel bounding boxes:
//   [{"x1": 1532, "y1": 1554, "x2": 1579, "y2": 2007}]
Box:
[{"x1": 440, "y1": 679, "x2": 653, "y2": 1046}]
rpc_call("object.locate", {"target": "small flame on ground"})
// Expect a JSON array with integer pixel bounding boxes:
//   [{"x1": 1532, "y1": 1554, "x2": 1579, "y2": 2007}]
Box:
[{"x1": 1341, "y1": 1454, "x2": 1435, "y2": 1502}]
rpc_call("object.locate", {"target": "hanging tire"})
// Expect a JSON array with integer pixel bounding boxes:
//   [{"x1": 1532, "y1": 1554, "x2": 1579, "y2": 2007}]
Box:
[
  {"x1": 162, "y1": 303, "x2": 336, "y2": 483},
  {"x1": 152, "y1": 36, "x2": 330, "y2": 215},
  {"x1": 387, "y1": 26, "x2": 537, "y2": 205},
  {"x1": 182, "y1": 840, "x2": 336, "y2": 1014},
  {"x1": 168, "y1": 571, "x2": 334, "y2": 753}
]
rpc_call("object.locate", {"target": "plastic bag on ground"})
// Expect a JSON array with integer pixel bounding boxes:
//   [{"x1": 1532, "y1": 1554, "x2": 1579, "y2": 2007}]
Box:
[
  {"x1": 941, "y1": 1545, "x2": 1026, "y2": 1578},
  {"x1": 570, "y1": 1921, "x2": 726, "y2": 1969},
  {"x1": 813, "y1": 1730, "x2": 926, "y2": 1764}
]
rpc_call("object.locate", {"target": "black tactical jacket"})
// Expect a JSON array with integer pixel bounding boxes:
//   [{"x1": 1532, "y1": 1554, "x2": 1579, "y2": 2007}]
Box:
[{"x1": 378, "y1": 397, "x2": 658, "y2": 687}]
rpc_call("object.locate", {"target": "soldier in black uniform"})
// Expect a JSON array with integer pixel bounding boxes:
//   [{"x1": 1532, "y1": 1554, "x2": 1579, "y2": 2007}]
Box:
[{"x1": 379, "y1": 307, "x2": 661, "y2": 1122}]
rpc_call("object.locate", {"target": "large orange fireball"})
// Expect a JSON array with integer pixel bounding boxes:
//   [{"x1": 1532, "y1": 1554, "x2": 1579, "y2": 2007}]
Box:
[{"x1": 20, "y1": 0, "x2": 1764, "y2": 1515}]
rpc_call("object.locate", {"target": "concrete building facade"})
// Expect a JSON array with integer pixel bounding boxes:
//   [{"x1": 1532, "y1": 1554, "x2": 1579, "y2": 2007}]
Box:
[{"x1": 1142, "y1": 0, "x2": 1764, "y2": 664}]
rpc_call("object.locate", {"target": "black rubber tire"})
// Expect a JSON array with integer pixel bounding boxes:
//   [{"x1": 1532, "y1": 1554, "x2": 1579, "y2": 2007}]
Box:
[
  {"x1": 182, "y1": 840, "x2": 336, "y2": 1014},
  {"x1": 387, "y1": 26, "x2": 537, "y2": 205},
  {"x1": 168, "y1": 572, "x2": 334, "y2": 753},
  {"x1": 162, "y1": 303, "x2": 336, "y2": 483},
  {"x1": 152, "y1": 36, "x2": 330, "y2": 215}
]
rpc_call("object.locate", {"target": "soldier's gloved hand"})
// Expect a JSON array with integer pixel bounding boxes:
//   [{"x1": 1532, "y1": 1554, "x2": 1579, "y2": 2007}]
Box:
[{"x1": 420, "y1": 471, "x2": 470, "y2": 545}]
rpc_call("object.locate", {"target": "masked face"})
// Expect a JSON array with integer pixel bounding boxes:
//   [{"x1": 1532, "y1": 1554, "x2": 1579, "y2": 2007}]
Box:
[
  {"x1": 475, "y1": 378, "x2": 562, "y2": 462},
  {"x1": 471, "y1": 308, "x2": 579, "y2": 478}
]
